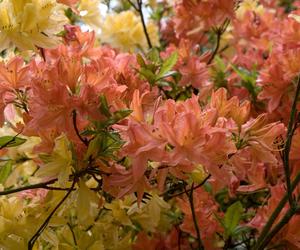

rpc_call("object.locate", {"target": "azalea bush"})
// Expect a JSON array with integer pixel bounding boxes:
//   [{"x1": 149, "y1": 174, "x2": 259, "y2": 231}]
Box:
[{"x1": 1, "y1": 0, "x2": 300, "y2": 249}]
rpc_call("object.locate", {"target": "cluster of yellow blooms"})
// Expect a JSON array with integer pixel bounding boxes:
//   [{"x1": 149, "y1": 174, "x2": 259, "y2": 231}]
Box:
[
  {"x1": 101, "y1": 10, "x2": 159, "y2": 52},
  {"x1": 0, "y1": 0, "x2": 159, "y2": 53},
  {"x1": 0, "y1": 0, "x2": 68, "y2": 51}
]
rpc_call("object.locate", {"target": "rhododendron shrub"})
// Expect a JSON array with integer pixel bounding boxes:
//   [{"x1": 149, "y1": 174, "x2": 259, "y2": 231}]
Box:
[{"x1": 1, "y1": 0, "x2": 300, "y2": 249}]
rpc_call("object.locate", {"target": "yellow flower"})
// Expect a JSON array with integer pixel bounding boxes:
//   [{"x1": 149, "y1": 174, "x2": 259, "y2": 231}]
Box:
[
  {"x1": 100, "y1": 10, "x2": 159, "y2": 52},
  {"x1": 76, "y1": 180, "x2": 99, "y2": 226},
  {"x1": 36, "y1": 135, "x2": 73, "y2": 187},
  {"x1": 187, "y1": 164, "x2": 208, "y2": 184},
  {"x1": 78, "y1": 0, "x2": 101, "y2": 28},
  {"x1": 0, "y1": 0, "x2": 68, "y2": 51},
  {"x1": 128, "y1": 193, "x2": 170, "y2": 232},
  {"x1": 289, "y1": 13, "x2": 300, "y2": 23},
  {"x1": 236, "y1": 0, "x2": 264, "y2": 20},
  {"x1": 104, "y1": 195, "x2": 134, "y2": 226}
]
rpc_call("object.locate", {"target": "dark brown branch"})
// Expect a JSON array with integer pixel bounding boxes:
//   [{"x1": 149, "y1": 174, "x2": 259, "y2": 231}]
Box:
[
  {"x1": 0, "y1": 178, "x2": 58, "y2": 196},
  {"x1": 165, "y1": 174, "x2": 211, "y2": 199},
  {"x1": 72, "y1": 110, "x2": 88, "y2": 146},
  {"x1": 67, "y1": 222, "x2": 78, "y2": 246},
  {"x1": 28, "y1": 180, "x2": 76, "y2": 249},
  {"x1": 256, "y1": 205, "x2": 300, "y2": 250},
  {"x1": 207, "y1": 18, "x2": 230, "y2": 64},
  {"x1": 282, "y1": 75, "x2": 300, "y2": 206},
  {"x1": 136, "y1": 0, "x2": 153, "y2": 49},
  {"x1": 127, "y1": 0, "x2": 139, "y2": 11},
  {"x1": 254, "y1": 165, "x2": 300, "y2": 249},
  {"x1": 184, "y1": 183, "x2": 204, "y2": 250}
]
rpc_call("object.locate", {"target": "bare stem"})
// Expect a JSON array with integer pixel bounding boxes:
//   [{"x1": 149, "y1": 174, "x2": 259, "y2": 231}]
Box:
[
  {"x1": 0, "y1": 178, "x2": 59, "y2": 196},
  {"x1": 28, "y1": 180, "x2": 76, "y2": 249},
  {"x1": 283, "y1": 76, "x2": 300, "y2": 206},
  {"x1": 72, "y1": 110, "x2": 88, "y2": 146},
  {"x1": 67, "y1": 222, "x2": 78, "y2": 246},
  {"x1": 166, "y1": 174, "x2": 211, "y2": 199},
  {"x1": 254, "y1": 167, "x2": 300, "y2": 250},
  {"x1": 207, "y1": 18, "x2": 230, "y2": 64},
  {"x1": 135, "y1": 0, "x2": 152, "y2": 49},
  {"x1": 184, "y1": 183, "x2": 204, "y2": 250},
  {"x1": 256, "y1": 206, "x2": 300, "y2": 250}
]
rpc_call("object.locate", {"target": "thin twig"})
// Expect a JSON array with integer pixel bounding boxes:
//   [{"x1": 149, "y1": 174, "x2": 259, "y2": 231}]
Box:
[
  {"x1": 177, "y1": 226, "x2": 182, "y2": 250},
  {"x1": 166, "y1": 174, "x2": 211, "y2": 199},
  {"x1": 127, "y1": 0, "x2": 139, "y2": 11},
  {"x1": 0, "y1": 178, "x2": 58, "y2": 196},
  {"x1": 28, "y1": 180, "x2": 76, "y2": 249},
  {"x1": 254, "y1": 172, "x2": 300, "y2": 249},
  {"x1": 184, "y1": 183, "x2": 204, "y2": 250},
  {"x1": 208, "y1": 30, "x2": 222, "y2": 65},
  {"x1": 72, "y1": 110, "x2": 88, "y2": 146},
  {"x1": 84, "y1": 208, "x2": 106, "y2": 232},
  {"x1": 283, "y1": 75, "x2": 300, "y2": 206},
  {"x1": 39, "y1": 47, "x2": 46, "y2": 61},
  {"x1": 136, "y1": 0, "x2": 152, "y2": 49},
  {"x1": 67, "y1": 222, "x2": 78, "y2": 246},
  {"x1": 254, "y1": 76, "x2": 300, "y2": 249},
  {"x1": 207, "y1": 18, "x2": 230, "y2": 64},
  {"x1": 256, "y1": 206, "x2": 300, "y2": 250}
]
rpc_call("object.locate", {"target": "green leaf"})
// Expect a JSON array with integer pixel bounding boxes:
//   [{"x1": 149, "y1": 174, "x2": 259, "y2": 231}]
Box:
[
  {"x1": 214, "y1": 56, "x2": 226, "y2": 71},
  {"x1": 232, "y1": 225, "x2": 252, "y2": 237},
  {"x1": 157, "y1": 81, "x2": 171, "y2": 87},
  {"x1": 147, "y1": 48, "x2": 160, "y2": 64},
  {"x1": 0, "y1": 136, "x2": 26, "y2": 148},
  {"x1": 231, "y1": 64, "x2": 260, "y2": 101},
  {"x1": 156, "y1": 70, "x2": 178, "y2": 81},
  {"x1": 99, "y1": 95, "x2": 111, "y2": 117},
  {"x1": 231, "y1": 65, "x2": 251, "y2": 83},
  {"x1": 224, "y1": 201, "x2": 243, "y2": 237},
  {"x1": 136, "y1": 54, "x2": 146, "y2": 68},
  {"x1": 80, "y1": 129, "x2": 96, "y2": 136},
  {"x1": 157, "y1": 52, "x2": 178, "y2": 80},
  {"x1": 85, "y1": 132, "x2": 124, "y2": 160},
  {"x1": 98, "y1": 109, "x2": 132, "y2": 129},
  {"x1": 103, "y1": 109, "x2": 132, "y2": 127},
  {"x1": 112, "y1": 109, "x2": 132, "y2": 121},
  {"x1": 139, "y1": 68, "x2": 156, "y2": 85},
  {"x1": 85, "y1": 135, "x2": 101, "y2": 160},
  {"x1": 0, "y1": 160, "x2": 12, "y2": 184}
]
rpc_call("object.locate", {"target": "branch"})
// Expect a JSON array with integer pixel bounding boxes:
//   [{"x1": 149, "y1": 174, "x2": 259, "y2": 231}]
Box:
[
  {"x1": 256, "y1": 205, "x2": 300, "y2": 250},
  {"x1": 163, "y1": 155, "x2": 234, "y2": 199},
  {"x1": 165, "y1": 174, "x2": 211, "y2": 199},
  {"x1": 254, "y1": 172, "x2": 300, "y2": 249},
  {"x1": 136, "y1": 0, "x2": 152, "y2": 49},
  {"x1": 177, "y1": 226, "x2": 182, "y2": 250},
  {"x1": 208, "y1": 30, "x2": 222, "y2": 65},
  {"x1": 207, "y1": 18, "x2": 230, "y2": 64},
  {"x1": 283, "y1": 75, "x2": 300, "y2": 206},
  {"x1": 184, "y1": 183, "x2": 204, "y2": 250},
  {"x1": 0, "y1": 178, "x2": 59, "y2": 196},
  {"x1": 28, "y1": 180, "x2": 76, "y2": 249},
  {"x1": 127, "y1": 0, "x2": 139, "y2": 11},
  {"x1": 254, "y1": 76, "x2": 300, "y2": 249},
  {"x1": 38, "y1": 47, "x2": 46, "y2": 61},
  {"x1": 72, "y1": 110, "x2": 88, "y2": 146},
  {"x1": 67, "y1": 222, "x2": 78, "y2": 246}
]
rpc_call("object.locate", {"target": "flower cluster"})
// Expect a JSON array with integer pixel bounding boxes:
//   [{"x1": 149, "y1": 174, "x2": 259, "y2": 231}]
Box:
[{"x1": 0, "y1": 1, "x2": 300, "y2": 250}]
